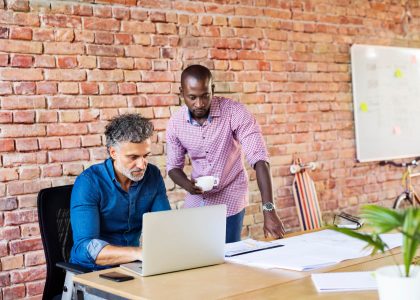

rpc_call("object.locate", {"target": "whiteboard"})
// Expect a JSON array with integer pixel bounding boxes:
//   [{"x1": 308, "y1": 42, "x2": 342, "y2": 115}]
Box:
[{"x1": 351, "y1": 44, "x2": 420, "y2": 162}]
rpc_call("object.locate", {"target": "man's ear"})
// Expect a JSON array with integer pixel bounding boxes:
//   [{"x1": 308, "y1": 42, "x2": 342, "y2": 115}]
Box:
[
  {"x1": 109, "y1": 146, "x2": 117, "y2": 160},
  {"x1": 211, "y1": 84, "x2": 215, "y2": 93}
]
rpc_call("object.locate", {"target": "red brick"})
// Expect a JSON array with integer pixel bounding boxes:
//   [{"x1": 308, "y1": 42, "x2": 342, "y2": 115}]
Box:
[
  {"x1": 93, "y1": 6, "x2": 112, "y2": 18},
  {"x1": 47, "y1": 96, "x2": 88, "y2": 109},
  {"x1": 41, "y1": 14, "x2": 81, "y2": 28},
  {"x1": 48, "y1": 148, "x2": 89, "y2": 162},
  {"x1": 57, "y1": 56, "x2": 77, "y2": 68},
  {"x1": 44, "y1": 69, "x2": 86, "y2": 81},
  {"x1": 2, "y1": 152, "x2": 47, "y2": 167},
  {"x1": 0, "y1": 53, "x2": 8, "y2": 66},
  {"x1": 125, "y1": 45, "x2": 159, "y2": 58},
  {"x1": 1, "y1": 255, "x2": 24, "y2": 271},
  {"x1": 98, "y1": 56, "x2": 117, "y2": 69},
  {"x1": 10, "y1": 27, "x2": 31, "y2": 42},
  {"x1": 121, "y1": 21, "x2": 155, "y2": 33},
  {"x1": 34, "y1": 55, "x2": 55, "y2": 68},
  {"x1": 80, "y1": 82, "x2": 98, "y2": 95},
  {"x1": 59, "y1": 110, "x2": 79, "y2": 122},
  {"x1": 41, "y1": 164, "x2": 62, "y2": 177},
  {"x1": 3, "y1": 284, "x2": 26, "y2": 299},
  {"x1": 36, "y1": 111, "x2": 57, "y2": 123},
  {"x1": 10, "y1": 54, "x2": 33, "y2": 67},
  {"x1": 90, "y1": 147, "x2": 108, "y2": 160},
  {"x1": 94, "y1": 31, "x2": 113, "y2": 44},
  {"x1": 47, "y1": 123, "x2": 87, "y2": 136},
  {"x1": 0, "y1": 68, "x2": 42, "y2": 81},
  {"x1": 0, "y1": 124, "x2": 46, "y2": 138},
  {"x1": 81, "y1": 135, "x2": 102, "y2": 147},
  {"x1": 141, "y1": 71, "x2": 174, "y2": 82},
  {"x1": 87, "y1": 44, "x2": 124, "y2": 56},
  {"x1": 0, "y1": 139, "x2": 15, "y2": 152},
  {"x1": 115, "y1": 33, "x2": 132, "y2": 45},
  {"x1": 90, "y1": 95, "x2": 126, "y2": 108},
  {"x1": 0, "y1": 112, "x2": 13, "y2": 123},
  {"x1": 0, "y1": 168, "x2": 18, "y2": 182},
  {"x1": 73, "y1": 4, "x2": 93, "y2": 16},
  {"x1": 4, "y1": 209, "x2": 36, "y2": 226},
  {"x1": 20, "y1": 222, "x2": 40, "y2": 238},
  {"x1": 36, "y1": 82, "x2": 57, "y2": 94},
  {"x1": 87, "y1": 70, "x2": 123, "y2": 82},
  {"x1": 13, "y1": 111, "x2": 35, "y2": 123},
  {"x1": 1, "y1": 96, "x2": 45, "y2": 109},
  {"x1": 55, "y1": 28, "x2": 74, "y2": 42},
  {"x1": 63, "y1": 163, "x2": 84, "y2": 176},
  {"x1": 0, "y1": 197, "x2": 18, "y2": 210},
  {"x1": 0, "y1": 82, "x2": 12, "y2": 95},
  {"x1": 0, "y1": 26, "x2": 9, "y2": 38},
  {"x1": 118, "y1": 83, "x2": 136, "y2": 94},
  {"x1": 10, "y1": 265, "x2": 46, "y2": 283},
  {"x1": 0, "y1": 240, "x2": 8, "y2": 256},
  {"x1": 26, "y1": 279, "x2": 45, "y2": 296},
  {"x1": 59, "y1": 136, "x2": 79, "y2": 149},
  {"x1": 14, "y1": 82, "x2": 36, "y2": 95},
  {"x1": 44, "y1": 42, "x2": 84, "y2": 55},
  {"x1": 112, "y1": 6, "x2": 129, "y2": 20},
  {"x1": 0, "y1": 270, "x2": 11, "y2": 287},
  {"x1": 15, "y1": 137, "x2": 38, "y2": 151},
  {"x1": 145, "y1": 95, "x2": 178, "y2": 106},
  {"x1": 77, "y1": 55, "x2": 96, "y2": 68},
  {"x1": 32, "y1": 28, "x2": 54, "y2": 41},
  {"x1": 99, "y1": 82, "x2": 118, "y2": 94},
  {"x1": 18, "y1": 166, "x2": 40, "y2": 180},
  {"x1": 80, "y1": 109, "x2": 100, "y2": 121},
  {"x1": 0, "y1": 226, "x2": 20, "y2": 240},
  {"x1": 0, "y1": 39, "x2": 42, "y2": 54},
  {"x1": 83, "y1": 17, "x2": 120, "y2": 31},
  {"x1": 58, "y1": 82, "x2": 79, "y2": 94}
]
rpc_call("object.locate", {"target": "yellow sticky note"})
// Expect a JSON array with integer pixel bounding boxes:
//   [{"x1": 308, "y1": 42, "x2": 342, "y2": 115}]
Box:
[
  {"x1": 394, "y1": 68, "x2": 403, "y2": 78},
  {"x1": 360, "y1": 102, "x2": 368, "y2": 112}
]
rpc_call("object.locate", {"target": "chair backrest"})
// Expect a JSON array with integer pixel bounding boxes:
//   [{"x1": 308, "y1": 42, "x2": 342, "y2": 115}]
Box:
[{"x1": 37, "y1": 185, "x2": 73, "y2": 300}]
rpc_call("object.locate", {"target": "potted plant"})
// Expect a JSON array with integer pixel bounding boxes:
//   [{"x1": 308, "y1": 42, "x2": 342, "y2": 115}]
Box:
[{"x1": 331, "y1": 205, "x2": 420, "y2": 300}]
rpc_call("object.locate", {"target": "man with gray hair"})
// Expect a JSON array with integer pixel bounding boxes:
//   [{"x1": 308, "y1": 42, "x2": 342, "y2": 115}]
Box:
[{"x1": 70, "y1": 113, "x2": 170, "y2": 269}]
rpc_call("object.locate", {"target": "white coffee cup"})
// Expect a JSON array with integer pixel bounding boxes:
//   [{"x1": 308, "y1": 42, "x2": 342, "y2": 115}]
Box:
[{"x1": 195, "y1": 176, "x2": 220, "y2": 192}]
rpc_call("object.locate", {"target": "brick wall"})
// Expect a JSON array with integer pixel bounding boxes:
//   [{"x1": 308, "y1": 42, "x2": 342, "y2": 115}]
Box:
[{"x1": 0, "y1": 0, "x2": 419, "y2": 298}]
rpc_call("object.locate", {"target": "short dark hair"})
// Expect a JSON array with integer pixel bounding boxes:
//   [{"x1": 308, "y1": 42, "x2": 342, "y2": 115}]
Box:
[
  {"x1": 105, "y1": 113, "x2": 153, "y2": 149},
  {"x1": 180, "y1": 64, "x2": 213, "y2": 87}
]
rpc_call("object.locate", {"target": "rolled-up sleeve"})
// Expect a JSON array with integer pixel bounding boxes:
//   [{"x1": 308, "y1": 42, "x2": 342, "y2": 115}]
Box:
[
  {"x1": 70, "y1": 174, "x2": 109, "y2": 267},
  {"x1": 230, "y1": 101, "x2": 269, "y2": 168},
  {"x1": 166, "y1": 118, "x2": 187, "y2": 173}
]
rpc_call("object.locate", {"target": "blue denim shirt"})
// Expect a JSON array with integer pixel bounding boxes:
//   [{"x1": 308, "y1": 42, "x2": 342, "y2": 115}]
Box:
[{"x1": 69, "y1": 158, "x2": 171, "y2": 270}]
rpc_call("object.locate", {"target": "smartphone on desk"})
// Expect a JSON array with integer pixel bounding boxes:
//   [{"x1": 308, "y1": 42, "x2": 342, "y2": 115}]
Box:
[{"x1": 99, "y1": 271, "x2": 134, "y2": 282}]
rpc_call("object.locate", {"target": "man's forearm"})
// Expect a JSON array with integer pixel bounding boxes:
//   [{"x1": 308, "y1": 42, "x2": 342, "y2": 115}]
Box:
[
  {"x1": 168, "y1": 168, "x2": 190, "y2": 189},
  {"x1": 255, "y1": 160, "x2": 274, "y2": 205},
  {"x1": 95, "y1": 245, "x2": 142, "y2": 266}
]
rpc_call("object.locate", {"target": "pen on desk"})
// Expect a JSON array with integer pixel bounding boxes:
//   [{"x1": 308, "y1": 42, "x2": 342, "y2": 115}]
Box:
[{"x1": 226, "y1": 244, "x2": 284, "y2": 257}]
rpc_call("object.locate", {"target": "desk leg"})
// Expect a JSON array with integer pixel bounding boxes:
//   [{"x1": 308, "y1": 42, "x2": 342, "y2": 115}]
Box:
[{"x1": 74, "y1": 282, "x2": 128, "y2": 300}]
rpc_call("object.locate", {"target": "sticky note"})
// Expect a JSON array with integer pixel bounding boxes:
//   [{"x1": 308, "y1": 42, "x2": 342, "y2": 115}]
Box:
[
  {"x1": 411, "y1": 55, "x2": 417, "y2": 64},
  {"x1": 394, "y1": 68, "x2": 403, "y2": 78},
  {"x1": 360, "y1": 102, "x2": 368, "y2": 112},
  {"x1": 393, "y1": 126, "x2": 401, "y2": 135}
]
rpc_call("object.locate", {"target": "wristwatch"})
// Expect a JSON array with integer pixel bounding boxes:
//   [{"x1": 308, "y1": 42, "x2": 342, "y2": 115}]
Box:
[{"x1": 262, "y1": 202, "x2": 275, "y2": 212}]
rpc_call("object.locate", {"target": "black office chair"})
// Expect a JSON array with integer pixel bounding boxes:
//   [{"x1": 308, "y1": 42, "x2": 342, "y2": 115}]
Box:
[{"x1": 38, "y1": 185, "x2": 90, "y2": 300}]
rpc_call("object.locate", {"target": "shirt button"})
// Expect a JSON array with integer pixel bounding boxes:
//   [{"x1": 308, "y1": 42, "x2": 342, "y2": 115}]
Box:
[{"x1": 202, "y1": 136, "x2": 205, "y2": 139}]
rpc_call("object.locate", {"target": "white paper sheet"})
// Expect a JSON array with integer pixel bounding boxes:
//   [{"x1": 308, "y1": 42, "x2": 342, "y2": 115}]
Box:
[
  {"x1": 225, "y1": 230, "x2": 402, "y2": 271},
  {"x1": 311, "y1": 272, "x2": 377, "y2": 292}
]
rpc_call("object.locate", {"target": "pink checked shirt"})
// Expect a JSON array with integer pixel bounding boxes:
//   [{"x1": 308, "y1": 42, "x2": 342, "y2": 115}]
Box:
[{"x1": 166, "y1": 96, "x2": 269, "y2": 216}]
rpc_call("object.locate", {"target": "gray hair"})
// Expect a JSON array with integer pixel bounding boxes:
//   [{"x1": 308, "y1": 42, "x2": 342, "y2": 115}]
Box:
[{"x1": 105, "y1": 113, "x2": 153, "y2": 149}]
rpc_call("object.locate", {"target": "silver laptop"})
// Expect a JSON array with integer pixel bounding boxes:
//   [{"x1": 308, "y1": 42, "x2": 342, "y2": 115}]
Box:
[{"x1": 120, "y1": 204, "x2": 226, "y2": 276}]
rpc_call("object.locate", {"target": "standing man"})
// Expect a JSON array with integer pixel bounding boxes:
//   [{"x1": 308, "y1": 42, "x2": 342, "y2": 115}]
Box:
[
  {"x1": 166, "y1": 65, "x2": 285, "y2": 243},
  {"x1": 70, "y1": 114, "x2": 170, "y2": 270}
]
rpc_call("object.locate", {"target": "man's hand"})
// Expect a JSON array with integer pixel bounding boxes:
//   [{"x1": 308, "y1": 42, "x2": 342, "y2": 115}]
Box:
[
  {"x1": 185, "y1": 178, "x2": 204, "y2": 195},
  {"x1": 263, "y1": 211, "x2": 285, "y2": 239}
]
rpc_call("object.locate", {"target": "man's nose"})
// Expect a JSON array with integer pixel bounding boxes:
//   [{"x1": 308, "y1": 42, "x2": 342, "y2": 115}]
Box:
[
  {"x1": 136, "y1": 157, "x2": 147, "y2": 169},
  {"x1": 196, "y1": 98, "x2": 205, "y2": 108}
]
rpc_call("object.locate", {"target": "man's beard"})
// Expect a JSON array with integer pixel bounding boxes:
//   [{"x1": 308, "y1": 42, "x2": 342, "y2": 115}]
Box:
[{"x1": 115, "y1": 160, "x2": 147, "y2": 182}]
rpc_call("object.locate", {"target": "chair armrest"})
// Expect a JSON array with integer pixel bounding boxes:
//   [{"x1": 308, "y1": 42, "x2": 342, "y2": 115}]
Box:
[{"x1": 56, "y1": 262, "x2": 91, "y2": 274}]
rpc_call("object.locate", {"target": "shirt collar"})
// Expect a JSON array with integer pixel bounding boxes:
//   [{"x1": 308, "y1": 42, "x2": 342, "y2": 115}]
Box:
[
  {"x1": 184, "y1": 97, "x2": 221, "y2": 125},
  {"x1": 105, "y1": 158, "x2": 140, "y2": 187}
]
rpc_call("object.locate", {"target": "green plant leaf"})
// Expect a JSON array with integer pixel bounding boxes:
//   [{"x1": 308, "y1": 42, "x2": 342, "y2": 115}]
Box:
[{"x1": 360, "y1": 205, "x2": 404, "y2": 233}]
